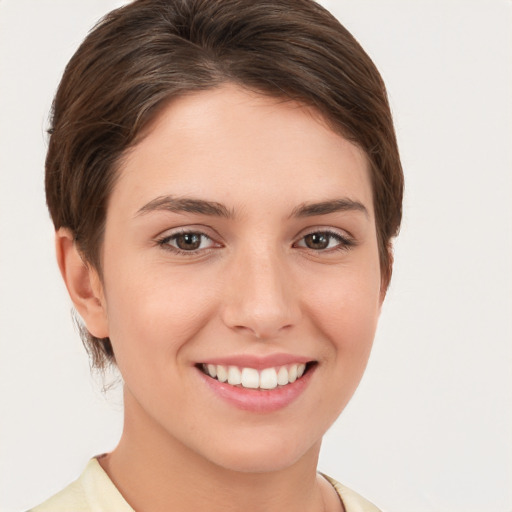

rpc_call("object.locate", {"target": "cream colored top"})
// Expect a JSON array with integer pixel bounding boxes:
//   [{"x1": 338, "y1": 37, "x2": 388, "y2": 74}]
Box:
[{"x1": 29, "y1": 458, "x2": 382, "y2": 512}]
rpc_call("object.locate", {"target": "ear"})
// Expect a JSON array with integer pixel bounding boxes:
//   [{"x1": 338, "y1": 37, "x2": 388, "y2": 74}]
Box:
[
  {"x1": 55, "y1": 228, "x2": 109, "y2": 338},
  {"x1": 379, "y1": 245, "x2": 394, "y2": 305}
]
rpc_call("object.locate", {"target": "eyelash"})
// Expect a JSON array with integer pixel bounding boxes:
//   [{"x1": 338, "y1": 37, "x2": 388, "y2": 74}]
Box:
[
  {"x1": 156, "y1": 228, "x2": 355, "y2": 256},
  {"x1": 293, "y1": 229, "x2": 355, "y2": 253},
  {"x1": 156, "y1": 230, "x2": 219, "y2": 256}
]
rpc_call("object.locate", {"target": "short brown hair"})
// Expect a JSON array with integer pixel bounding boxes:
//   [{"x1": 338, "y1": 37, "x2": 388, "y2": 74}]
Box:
[{"x1": 46, "y1": 0, "x2": 404, "y2": 369}]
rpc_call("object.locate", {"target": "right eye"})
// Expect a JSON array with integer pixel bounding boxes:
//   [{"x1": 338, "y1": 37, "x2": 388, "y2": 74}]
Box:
[{"x1": 157, "y1": 230, "x2": 219, "y2": 254}]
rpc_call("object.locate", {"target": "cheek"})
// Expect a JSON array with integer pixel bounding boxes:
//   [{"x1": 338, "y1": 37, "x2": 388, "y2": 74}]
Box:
[
  {"x1": 102, "y1": 260, "x2": 219, "y2": 364},
  {"x1": 306, "y1": 260, "x2": 382, "y2": 361}
]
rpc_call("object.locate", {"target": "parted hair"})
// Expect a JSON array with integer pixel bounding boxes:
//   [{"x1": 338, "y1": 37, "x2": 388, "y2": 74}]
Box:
[{"x1": 46, "y1": 0, "x2": 403, "y2": 369}]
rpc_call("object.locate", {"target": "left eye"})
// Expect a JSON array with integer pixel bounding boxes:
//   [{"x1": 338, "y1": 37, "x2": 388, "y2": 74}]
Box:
[
  {"x1": 159, "y1": 232, "x2": 215, "y2": 252},
  {"x1": 295, "y1": 231, "x2": 350, "y2": 251}
]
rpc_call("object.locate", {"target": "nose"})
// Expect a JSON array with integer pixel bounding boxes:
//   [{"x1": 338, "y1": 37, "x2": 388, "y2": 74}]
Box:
[{"x1": 221, "y1": 247, "x2": 301, "y2": 340}]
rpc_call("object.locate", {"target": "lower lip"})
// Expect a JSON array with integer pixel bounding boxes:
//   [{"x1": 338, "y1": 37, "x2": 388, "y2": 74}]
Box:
[{"x1": 197, "y1": 365, "x2": 316, "y2": 413}]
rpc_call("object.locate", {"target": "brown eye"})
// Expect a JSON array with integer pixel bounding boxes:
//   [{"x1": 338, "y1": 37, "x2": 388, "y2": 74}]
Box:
[
  {"x1": 175, "y1": 233, "x2": 202, "y2": 250},
  {"x1": 158, "y1": 231, "x2": 217, "y2": 253},
  {"x1": 303, "y1": 232, "x2": 330, "y2": 250},
  {"x1": 295, "y1": 230, "x2": 352, "y2": 252}
]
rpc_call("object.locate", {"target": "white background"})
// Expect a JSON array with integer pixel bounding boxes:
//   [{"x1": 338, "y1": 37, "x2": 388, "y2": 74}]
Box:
[{"x1": 0, "y1": 1, "x2": 511, "y2": 511}]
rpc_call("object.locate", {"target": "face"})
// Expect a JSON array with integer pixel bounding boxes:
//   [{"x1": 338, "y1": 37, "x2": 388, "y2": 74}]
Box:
[{"x1": 93, "y1": 84, "x2": 382, "y2": 473}]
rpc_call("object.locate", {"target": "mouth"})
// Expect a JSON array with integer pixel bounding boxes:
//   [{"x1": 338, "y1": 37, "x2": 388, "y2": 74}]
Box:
[{"x1": 197, "y1": 362, "x2": 316, "y2": 390}]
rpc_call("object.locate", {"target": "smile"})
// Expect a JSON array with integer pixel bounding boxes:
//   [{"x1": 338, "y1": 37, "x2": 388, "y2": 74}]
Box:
[{"x1": 199, "y1": 363, "x2": 310, "y2": 390}]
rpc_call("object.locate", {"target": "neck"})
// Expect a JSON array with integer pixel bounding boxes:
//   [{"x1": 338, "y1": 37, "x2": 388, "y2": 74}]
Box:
[{"x1": 99, "y1": 387, "x2": 337, "y2": 512}]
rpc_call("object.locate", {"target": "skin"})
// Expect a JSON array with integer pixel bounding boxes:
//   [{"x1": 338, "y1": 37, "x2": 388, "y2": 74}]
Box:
[{"x1": 57, "y1": 84, "x2": 384, "y2": 512}]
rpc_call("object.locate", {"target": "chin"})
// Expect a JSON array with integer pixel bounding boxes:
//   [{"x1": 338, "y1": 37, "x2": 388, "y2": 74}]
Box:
[{"x1": 200, "y1": 431, "x2": 321, "y2": 474}]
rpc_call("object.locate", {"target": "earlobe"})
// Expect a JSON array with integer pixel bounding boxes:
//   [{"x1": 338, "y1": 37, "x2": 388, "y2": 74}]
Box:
[{"x1": 55, "y1": 228, "x2": 109, "y2": 338}]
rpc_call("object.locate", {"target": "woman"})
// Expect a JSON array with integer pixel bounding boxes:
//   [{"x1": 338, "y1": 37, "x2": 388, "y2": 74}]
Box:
[{"x1": 31, "y1": 0, "x2": 403, "y2": 510}]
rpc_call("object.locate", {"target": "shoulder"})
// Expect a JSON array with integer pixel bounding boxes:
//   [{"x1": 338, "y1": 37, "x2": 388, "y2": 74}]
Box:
[
  {"x1": 322, "y1": 474, "x2": 384, "y2": 512},
  {"x1": 28, "y1": 462, "x2": 381, "y2": 512},
  {"x1": 27, "y1": 458, "x2": 133, "y2": 512}
]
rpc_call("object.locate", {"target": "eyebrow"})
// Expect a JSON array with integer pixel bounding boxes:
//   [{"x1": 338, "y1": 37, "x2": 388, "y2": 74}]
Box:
[
  {"x1": 136, "y1": 195, "x2": 233, "y2": 218},
  {"x1": 136, "y1": 195, "x2": 368, "y2": 219},
  {"x1": 290, "y1": 198, "x2": 369, "y2": 218}
]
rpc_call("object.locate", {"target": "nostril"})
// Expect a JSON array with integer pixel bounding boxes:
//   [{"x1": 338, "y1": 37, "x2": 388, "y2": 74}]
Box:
[
  {"x1": 220, "y1": 260, "x2": 301, "y2": 339},
  {"x1": 231, "y1": 322, "x2": 294, "y2": 340}
]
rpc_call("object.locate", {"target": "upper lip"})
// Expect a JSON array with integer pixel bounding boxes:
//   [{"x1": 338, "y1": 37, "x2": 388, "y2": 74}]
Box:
[{"x1": 198, "y1": 353, "x2": 313, "y2": 370}]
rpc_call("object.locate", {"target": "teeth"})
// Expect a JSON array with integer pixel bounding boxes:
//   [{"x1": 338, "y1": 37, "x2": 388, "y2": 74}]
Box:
[
  {"x1": 277, "y1": 366, "x2": 289, "y2": 386},
  {"x1": 288, "y1": 364, "x2": 298, "y2": 383},
  {"x1": 227, "y1": 366, "x2": 242, "y2": 385},
  {"x1": 260, "y1": 368, "x2": 278, "y2": 389},
  {"x1": 241, "y1": 368, "x2": 259, "y2": 389},
  {"x1": 202, "y1": 363, "x2": 309, "y2": 389},
  {"x1": 207, "y1": 364, "x2": 217, "y2": 378},
  {"x1": 216, "y1": 365, "x2": 228, "y2": 383}
]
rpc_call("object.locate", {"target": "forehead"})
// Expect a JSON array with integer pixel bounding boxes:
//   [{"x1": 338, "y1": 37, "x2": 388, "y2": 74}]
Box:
[{"x1": 113, "y1": 84, "x2": 373, "y2": 218}]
